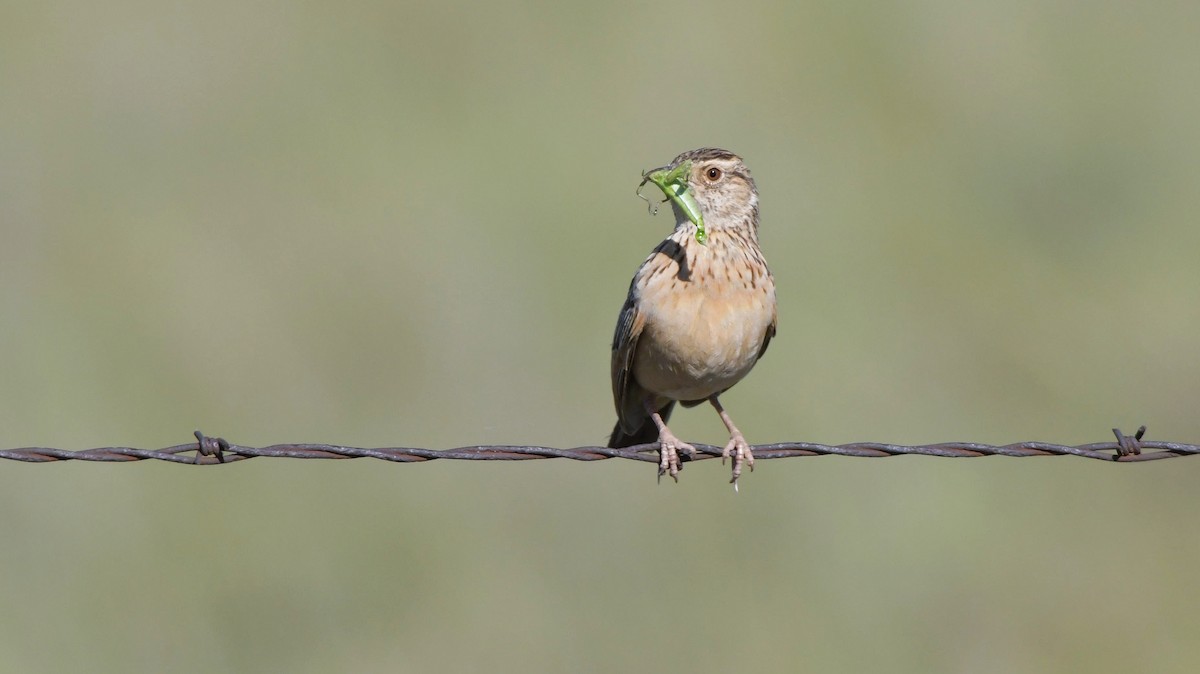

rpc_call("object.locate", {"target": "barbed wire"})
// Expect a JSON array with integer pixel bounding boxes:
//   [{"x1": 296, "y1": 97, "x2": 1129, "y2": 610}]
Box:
[{"x1": 0, "y1": 426, "x2": 1194, "y2": 465}]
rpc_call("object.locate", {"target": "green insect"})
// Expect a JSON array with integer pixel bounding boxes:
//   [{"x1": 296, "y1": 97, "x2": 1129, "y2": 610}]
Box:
[{"x1": 637, "y1": 159, "x2": 707, "y2": 245}]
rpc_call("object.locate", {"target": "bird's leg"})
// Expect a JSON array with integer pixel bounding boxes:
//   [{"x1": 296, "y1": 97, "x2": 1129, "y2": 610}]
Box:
[
  {"x1": 710, "y1": 396, "x2": 754, "y2": 485},
  {"x1": 644, "y1": 399, "x2": 694, "y2": 483}
]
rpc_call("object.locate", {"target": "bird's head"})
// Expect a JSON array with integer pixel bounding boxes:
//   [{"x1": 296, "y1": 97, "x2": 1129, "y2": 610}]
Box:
[{"x1": 638, "y1": 148, "x2": 758, "y2": 244}]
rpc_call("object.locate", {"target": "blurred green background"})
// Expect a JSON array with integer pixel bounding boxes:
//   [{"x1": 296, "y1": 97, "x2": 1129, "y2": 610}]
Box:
[{"x1": 2, "y1": 1, "x2": 1199, "y2": 671}]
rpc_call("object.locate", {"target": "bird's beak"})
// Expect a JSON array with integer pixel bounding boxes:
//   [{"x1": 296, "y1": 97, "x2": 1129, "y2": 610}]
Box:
[{"x1": 638, "y1": 160, "x2": 707, "y2": 244}]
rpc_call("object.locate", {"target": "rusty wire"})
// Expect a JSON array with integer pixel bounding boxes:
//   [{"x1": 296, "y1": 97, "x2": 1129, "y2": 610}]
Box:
[{"x1": 0, "y1": 426, "x2": 1194, "y2": 465}]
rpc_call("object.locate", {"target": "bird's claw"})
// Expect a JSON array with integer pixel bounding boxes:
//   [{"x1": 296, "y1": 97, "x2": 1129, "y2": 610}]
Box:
[
  {"x1": 657, "y1": 432, "x2": 696, "y2": 483},
  {"x1": 722, "y1": 431, "x2": 754, "y2": 485}
]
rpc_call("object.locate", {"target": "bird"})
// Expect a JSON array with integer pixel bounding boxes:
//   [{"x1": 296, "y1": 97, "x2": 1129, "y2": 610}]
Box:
[{"x1": 608, "y1": 148, "x2": 777, "y2": 485}]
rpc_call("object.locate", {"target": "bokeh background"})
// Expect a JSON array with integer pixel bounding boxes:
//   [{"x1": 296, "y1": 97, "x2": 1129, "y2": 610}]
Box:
[{"x1": 3, "y1": 1, "x2": 1199, "y2": 672}]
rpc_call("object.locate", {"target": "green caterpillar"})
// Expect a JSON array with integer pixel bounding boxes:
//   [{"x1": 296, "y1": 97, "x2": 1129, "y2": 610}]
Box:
[{"x1": 637, "y1": 160, "x2": 707, "y2": 245}]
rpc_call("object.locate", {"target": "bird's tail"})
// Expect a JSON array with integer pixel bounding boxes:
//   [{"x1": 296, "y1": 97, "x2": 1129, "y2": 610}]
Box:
[{"x1": 607, "y1": 401, "x2": 676, "y2": 448}]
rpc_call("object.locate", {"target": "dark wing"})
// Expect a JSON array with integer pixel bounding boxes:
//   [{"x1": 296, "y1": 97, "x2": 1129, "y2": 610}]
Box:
[
  {"x1": 610, "y1": 276, "x2": 646, "y2": 424},
  {"x1": 755, "y1": 302, "x2": 777, "y2": 362}
]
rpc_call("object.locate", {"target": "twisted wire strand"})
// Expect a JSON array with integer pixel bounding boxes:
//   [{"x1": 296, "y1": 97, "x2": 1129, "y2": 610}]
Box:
[{"x1": 0, "y1": 427, "x2": 1192, "y2": 465}]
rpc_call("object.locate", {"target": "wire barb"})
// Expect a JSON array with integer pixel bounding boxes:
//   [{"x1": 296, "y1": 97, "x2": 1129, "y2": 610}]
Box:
[
  {"x1": 1112, "y1": 425, "x2": 1147, "y2": 457},
  {"x1": 1, "y1": 425, "x2": 1197, "y2": 465},
  {"x1": 194, "y1": 430, "x2": 229, "y2": 464}
]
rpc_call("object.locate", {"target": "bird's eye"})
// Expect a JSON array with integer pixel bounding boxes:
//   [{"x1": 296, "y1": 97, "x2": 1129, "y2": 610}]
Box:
[{"x1": 705, "y1": 167, "x2": 723, "y2": 181}]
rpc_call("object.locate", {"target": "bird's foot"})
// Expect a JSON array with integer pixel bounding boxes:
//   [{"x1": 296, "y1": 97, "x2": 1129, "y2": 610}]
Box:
[
  {"x1": 657, "y1": 430, "x2": 695, "y2": 483},
  {"x1": 722, "y1": 431, "x2": 755, "y2": 486}
]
